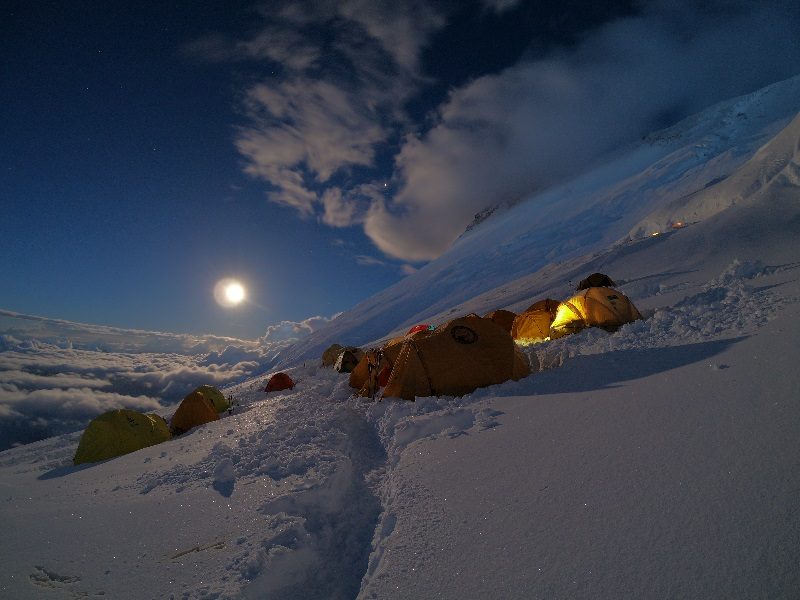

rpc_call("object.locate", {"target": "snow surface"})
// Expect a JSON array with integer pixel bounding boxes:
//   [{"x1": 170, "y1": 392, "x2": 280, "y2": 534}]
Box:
[{"x1": 1, "y1": 76, "x2": 800, "y2": 599}]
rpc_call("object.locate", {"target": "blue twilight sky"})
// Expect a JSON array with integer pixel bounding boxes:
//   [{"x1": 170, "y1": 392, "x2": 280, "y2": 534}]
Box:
[{"x1": 2, "y1": 1, "x2": 799, "y2": 339}]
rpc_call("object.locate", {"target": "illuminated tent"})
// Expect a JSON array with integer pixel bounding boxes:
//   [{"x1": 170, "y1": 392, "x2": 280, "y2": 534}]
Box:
[
  {"x1": 170, "y1": 391, "x2": 219, "y2": 435},
  {"x1": 74, "y1": 409, "x2": 171, "y2": 465},
  {"x1": 483, "y1": 309, "x2": 517, "y2": 334},
  {"x1": 321, "y1": 344, "x2": 344, "y2": 367},
  {"x1": 550, "y1": 287, "x2": 642, "y2": 339},
  {"x1": 265, "y1": 372, "x2": 295, "y2": 393},
  {"x1": 381, "y1": 315, "x2": 530, "y2": 401},
  {"x1": 334, "y1": 348, "x2": 364, "y2": 373},
  {"x1": 190, "y1": 384, "x2": 229, "y2": 413},
  {"x1": 511, "y1": 299, "x2": 560, "y2": 345},
  {"x1": 576, "y1": 272, "x2": 616, "y2": 290}
]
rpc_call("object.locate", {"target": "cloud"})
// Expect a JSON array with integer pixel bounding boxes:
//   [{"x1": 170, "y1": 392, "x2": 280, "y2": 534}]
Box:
[
  {"x1": 0, "y1": 311, "x2": 335, "y2": 450},
  {"x1": 0, "y1": 309, "x2": 258, "y2": 355},
  {"x1": 321, "y1": 188, "x2": 359, "y2": 227},
  {"x1": 335, "y1": 0, "x2": 445, "y2": 72},
  {"x1": 355, "y1": 255, "x2": 387, "y2": 267},
  {"x1": 1, "y1": 385, "x2": 162, "y2": 422},
  {"x1": 363, "y1": 0, "x2": 800, "y2": 260},
  {"x1": 236, "y1": 79, "x2": 388, "y2": 214},
  {"x1": 197, "y1": 1, "x2": 447, "y2": 224},
  {"x1": 260, "y1": 315, "x2": 335, "y2": 343},
  {"x1": 479, "y1": 0, "x2": 521, "y2": 13}
]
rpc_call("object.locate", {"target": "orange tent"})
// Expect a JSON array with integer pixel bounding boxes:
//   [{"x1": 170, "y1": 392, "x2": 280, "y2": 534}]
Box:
[
  {"x1": 381, "y1": 315, "x2": 530, "y2": 401},
  {"x1": 265, "y1": 372, "x2": 294, "y2": 392},
  {"x1": 483, "y1": 309, "x2": 517, "y2": 334},
  {"x1": 171, "y1": 391, "x2": 219, "y2": 435},
  {"x1": 349, "y1": 328, "x2": 434, "y2": 397},
  {"x1": 407, "y1": 324, "x2": 433, "y2": 335},
  {"x1": 511, "y1": 299, "x2": 560, "y2": 344}
]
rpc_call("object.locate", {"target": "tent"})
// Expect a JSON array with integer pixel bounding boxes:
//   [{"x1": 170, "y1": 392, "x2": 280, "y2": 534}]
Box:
[
  {"x1": 74, "y1": 409, "x2": 171, "y2": 465},
  {"x1": 348, "y1": 348, "x2": 393, "y2": 399},
  {"x1": 349, "y1": 328, "x2": 436, "y2": 396},
  {"x1": 321, "y1": 344, "x2": 344, "y2": 367},
  {"x1": 334, "y1": 348, "x2": 364, "y2": 373},
  {"x1": 381, "y1": 315, "x2": 530, "y2": 401},
  {"x1": 550, "y1": 287, "x2": 642, "y2": 339},
  {"x1": 576, "y1": 272, "x2": 616, "y2": 290},
  {"x1": 170, "y1": 391, "x2": 220, "y2": 435},
  {"x1": 266, "y1": 372, "x2": 295, "y2": 393},
  {"x1": 483, "y1": 309, "x2": 517, "y2": 334},
  {"x1": 407, "y1": 324, "x2": 434, "y2": 335},
  {"x1": 190, "y1": 384, "x2": 230, "y2": 413},
  {"x1": 511, "y1": 299, "x2": 560, "y2": 345}
]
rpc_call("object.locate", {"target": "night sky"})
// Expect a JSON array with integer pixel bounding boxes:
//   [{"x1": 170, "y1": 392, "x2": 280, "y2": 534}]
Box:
[{"x1": 2, "y1": 1, "x2": 798, "y2": 339}]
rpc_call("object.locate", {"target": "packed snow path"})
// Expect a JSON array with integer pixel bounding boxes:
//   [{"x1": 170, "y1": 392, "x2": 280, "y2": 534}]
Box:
[{"x1": 0, "y1": 367, "x2": 387, "y2": 599}]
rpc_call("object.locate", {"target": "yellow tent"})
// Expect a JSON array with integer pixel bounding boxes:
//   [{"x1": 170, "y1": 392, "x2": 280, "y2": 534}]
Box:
[
  {"x1": 73, "y1": 409, "x2": 171, "y2": 465},
  {"x1": 170, "y1": 391, "x2": 220, "y2": 435},
  {"x1": 511, "y1": 298, "x2": 560, "y2": 345},
  {"x1": 382, "y1": 315, "x2": 530, "y2": 401},
  {"x1": 550, "y1": 287, "x2": 642, "y2": 339},
  {"x1": 190, "y1": 384, "x2": 229, "y2": 413}
]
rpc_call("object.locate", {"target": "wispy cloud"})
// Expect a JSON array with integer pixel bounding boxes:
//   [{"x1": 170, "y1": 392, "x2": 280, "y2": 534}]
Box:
[
  {"x1": 0, "y1": 309, "x2": 255, "y2": 354},
  {"x1": 187, "y1": 0, "x2": 447, "y2": 227},
  {"x1": 260, "y1": 314, "x2": 335, "y2": 343},
  {"x1": 354, "y1": 255, "x2": 386, "y2": 267},
  {"x1": 479, "y1": 0, "x2": 521, "y2": 13}
]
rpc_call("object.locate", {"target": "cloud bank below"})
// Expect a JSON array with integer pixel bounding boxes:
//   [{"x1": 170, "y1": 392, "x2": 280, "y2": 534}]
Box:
[{"x1": 0, "y1": 310, "x2": 334, "y2": 450}]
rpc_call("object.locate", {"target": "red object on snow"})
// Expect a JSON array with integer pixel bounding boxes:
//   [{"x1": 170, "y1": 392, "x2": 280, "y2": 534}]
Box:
[
  {"x1": 407, "y1": 323, "x2": 432, "y2": 335},
  {"x1": 265, "y1": 372, "x2": 294, "y2": 392}
]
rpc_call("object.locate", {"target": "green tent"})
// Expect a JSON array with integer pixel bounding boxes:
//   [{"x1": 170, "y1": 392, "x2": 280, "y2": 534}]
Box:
[
  {"x1": 191, "y1": 385, "x2": 230, "y2": 413},
  {"x1": 335, "y1": 348, "x2": 364, "y2": 373},
  {"x1": 321, "y1": 344, "x2": 344, "y2": 367},
  {"x1": 74, "y1": 409, "x2": 171, "y2": 465}
]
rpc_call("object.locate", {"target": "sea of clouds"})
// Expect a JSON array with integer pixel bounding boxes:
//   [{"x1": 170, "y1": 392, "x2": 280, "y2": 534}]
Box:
[{"x1": 0, "y1": 310, "x2": 333, "y2": 450}]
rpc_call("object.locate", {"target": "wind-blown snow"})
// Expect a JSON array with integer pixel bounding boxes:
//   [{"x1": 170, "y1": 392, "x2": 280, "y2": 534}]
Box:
[{"x1": 1, "y1": 76, "x2": 799, "y2": 599}]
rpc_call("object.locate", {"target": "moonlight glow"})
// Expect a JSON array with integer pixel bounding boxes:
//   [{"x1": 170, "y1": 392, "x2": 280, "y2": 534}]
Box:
[
  {"x1": 225, "y1": 282, "x2": 245, "y2": 303},
  {"x1": 214, "y1": 278, "x2": 247, "y2": 308}
]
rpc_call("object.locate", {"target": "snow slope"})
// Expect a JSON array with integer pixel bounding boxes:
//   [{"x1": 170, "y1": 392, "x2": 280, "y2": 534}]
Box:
[
  {"x1": 1, "y1": 76, "x2": 799, "y2": 599},
  {"x1": 278, "y1": 74, "x2": 800, "y2": 361}
]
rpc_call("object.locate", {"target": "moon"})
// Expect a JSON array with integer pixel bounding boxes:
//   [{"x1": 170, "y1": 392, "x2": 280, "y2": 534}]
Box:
[
  {"x1": 225, "y1": 282, "x2": 245, "y2": 304},
  {"x1": 214, "y1": 278, "x2": 247, "y2": 308}
]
